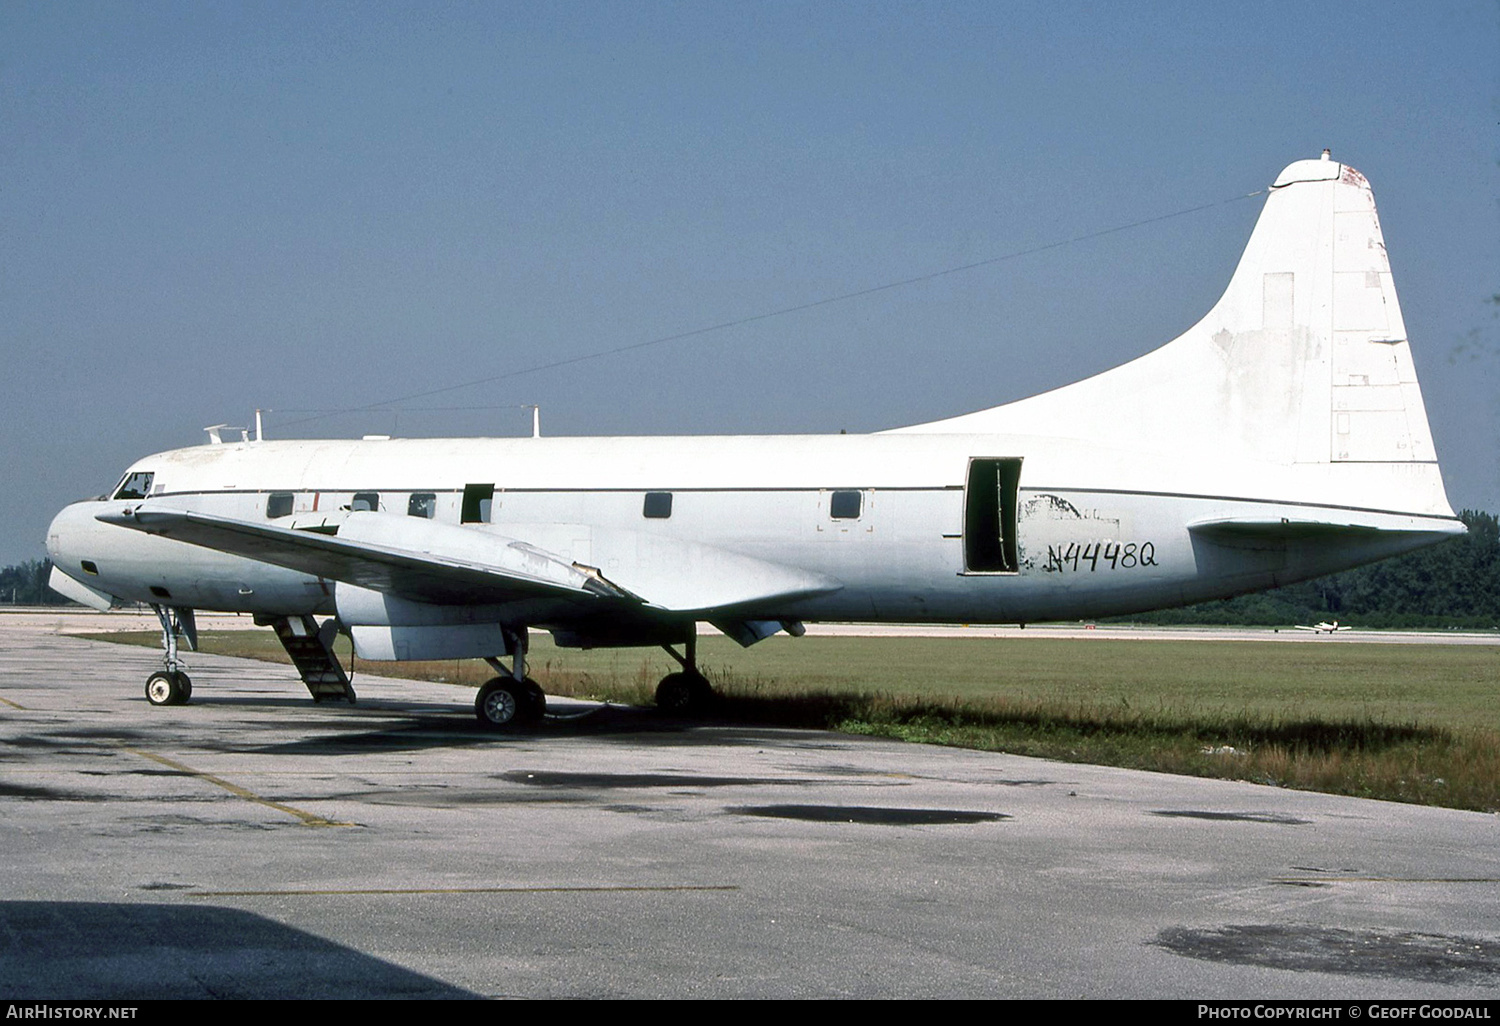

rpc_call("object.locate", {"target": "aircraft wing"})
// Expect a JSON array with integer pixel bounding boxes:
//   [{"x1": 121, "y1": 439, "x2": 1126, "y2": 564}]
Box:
[
  {"x1": 98, "y1": 507, "x2": 843, "y2": 615},
  {"x1": 99, "y1": 508, "x2": 620, "y2": 606}
]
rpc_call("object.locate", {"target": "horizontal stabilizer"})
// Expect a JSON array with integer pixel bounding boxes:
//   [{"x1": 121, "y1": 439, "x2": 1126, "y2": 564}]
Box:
[
  {"x1": 1185, "y1": 514, "x2": 1464, "y2": 581},
  {"x1": 1186, "y1": 515, "x2": 1462, "y2": 543},
  {"x1": 1187, "y1": 518, "x2": 1381, "y2": 541}
]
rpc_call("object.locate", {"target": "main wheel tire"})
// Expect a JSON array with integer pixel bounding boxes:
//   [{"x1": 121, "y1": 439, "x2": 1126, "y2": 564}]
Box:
[
  {"x1": 522, "y1": 678, "x2": 547, "y2": 719},
  {"x1": 146, "y1": 671, "x2": 182, "y2": 706},
  {"x1": 174, "y1": 672, "x2": 192, "y2": 703},
  {"x1": 475, "y1": 678, "x2": 541, "y2": 729},
  {"x1": 656, "y1": 671, "x2": 714, "y2": 714}
]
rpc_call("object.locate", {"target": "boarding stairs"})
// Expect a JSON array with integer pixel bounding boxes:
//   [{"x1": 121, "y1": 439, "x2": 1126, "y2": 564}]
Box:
[{"x1": 266, "y1": 615, "x2": 356, "y2": 703}]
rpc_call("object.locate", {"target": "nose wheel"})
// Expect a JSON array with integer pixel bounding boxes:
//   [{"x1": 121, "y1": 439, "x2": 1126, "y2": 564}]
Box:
[
  {"x1": 145, "y1": 671, "x2": 192, "y2": 706},
  {"x1": 145, "y1": 604, "x2": 196, "y2": 707}
]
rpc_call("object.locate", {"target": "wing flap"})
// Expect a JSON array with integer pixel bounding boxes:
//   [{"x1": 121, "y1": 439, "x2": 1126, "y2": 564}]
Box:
[{"x1": 584, "y1": 530, "x2": 843, "y2": 613}]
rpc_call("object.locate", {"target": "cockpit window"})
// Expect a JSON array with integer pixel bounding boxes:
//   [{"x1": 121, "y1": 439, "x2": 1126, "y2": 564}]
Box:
[
  {"x1": 351, "y1": 492, "x2": 379, "y2": 512},
  {"x1": 113, "y1": 472, "x2": 154, "y2": 500}
]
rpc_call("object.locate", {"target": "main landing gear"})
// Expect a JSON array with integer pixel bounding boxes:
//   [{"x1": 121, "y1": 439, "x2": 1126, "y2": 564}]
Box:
[
  {"x1": 144, "y1": 604, "x2": 195, "y2": 706},
  {"x1": 656, "y1": 629, "x2": 714, "y2": 715},
  {"x1": 474, "y1": 627, "x2": 547, "y2": 730}
]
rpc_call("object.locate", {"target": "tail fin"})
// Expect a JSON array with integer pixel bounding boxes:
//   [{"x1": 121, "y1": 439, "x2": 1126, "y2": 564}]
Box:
[{"x1": 895, "y1": 154, "x2": 1455, "y2": 518}]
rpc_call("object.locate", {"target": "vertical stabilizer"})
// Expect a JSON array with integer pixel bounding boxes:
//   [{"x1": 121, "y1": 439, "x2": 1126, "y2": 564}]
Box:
[{"x1": 894, "y1": 154, "x2": 1453, "y2": 517}]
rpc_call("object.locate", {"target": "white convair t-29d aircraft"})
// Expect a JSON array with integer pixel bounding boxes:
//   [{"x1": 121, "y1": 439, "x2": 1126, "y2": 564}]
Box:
[{"x1": 46, "y1": 155, "x2": 1464, "y2": 727}]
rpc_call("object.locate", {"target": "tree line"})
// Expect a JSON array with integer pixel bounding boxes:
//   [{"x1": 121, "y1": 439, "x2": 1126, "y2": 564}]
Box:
[
  {"x1": 0, "y1": 559, "x2": 71, "y2": 606},
  {"x1": 5, "y1": 509, "x2": 1496, "y2": 627}
]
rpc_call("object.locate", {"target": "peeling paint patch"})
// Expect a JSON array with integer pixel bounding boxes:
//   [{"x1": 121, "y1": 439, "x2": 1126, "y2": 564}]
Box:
[{"x1": 1022, "y1": 493, "x2": 1085, "y2": 520}]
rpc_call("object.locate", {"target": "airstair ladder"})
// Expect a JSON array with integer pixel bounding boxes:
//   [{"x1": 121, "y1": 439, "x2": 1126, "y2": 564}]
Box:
[{"x1": 268, "y1": 615, "x2": 356, "y2": 703}]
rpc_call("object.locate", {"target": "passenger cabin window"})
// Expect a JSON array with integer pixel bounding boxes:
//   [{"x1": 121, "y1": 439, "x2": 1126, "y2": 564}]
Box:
[
  {"x1": 642, "y1": 492, "x2": 673, "y2": 519},
  {"x1": 461, "y1": 483, "x2": 494, "y2": 524},
  {"x1": 408, "y1": 493, "x2": 436, "y2": 519},
  {"x1": 829, "y1": 490, "x2": 862, "y2": 519},
  {"x1": 113, "y1": 472, "x2": 154, "y2": 500},
  {"x1": 266, "y1": 492, "x2": 294, "y2": 519},
  {"x1": 351, "y1": 492, "x2": 379, "y2": 512},
  {"x1": 963, "y1": 458, "x2": 1022, "y2": 573}
]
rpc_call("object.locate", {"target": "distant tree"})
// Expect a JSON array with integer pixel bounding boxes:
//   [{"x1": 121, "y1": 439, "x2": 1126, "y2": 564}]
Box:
[{"x1": 0, "y1": 560, "x2": 74, "y2": 606}]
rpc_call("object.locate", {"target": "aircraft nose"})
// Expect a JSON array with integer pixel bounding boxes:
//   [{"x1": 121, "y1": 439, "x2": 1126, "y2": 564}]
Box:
[
  {"x1": 45, "y1": 500, "x2": 126, "y2": 609},
  {"x1": 47, "y1": 501, "x2": 103, "y2": 577}
]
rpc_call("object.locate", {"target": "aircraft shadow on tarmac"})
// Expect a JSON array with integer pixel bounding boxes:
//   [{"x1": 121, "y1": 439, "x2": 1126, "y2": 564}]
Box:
[
  {"x1": 167, "y1": 683, "x2": 924, "y2": 756},
  {"x1": 0, "y1": 900, "x2": 477, "y2": 999},
  {"x1": 167, "y1": 684, "x2": 1455, "y2": 759}
]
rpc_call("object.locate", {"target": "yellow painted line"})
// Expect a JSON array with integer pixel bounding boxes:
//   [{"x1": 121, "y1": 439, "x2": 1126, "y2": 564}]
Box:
[
  {"x1": 0, "y1": 697, "x2": 26, "y2": 709},
  {"x1": 121, "y1": 746, "x2": 356, "y2": 828},
  {"x1": 192, "y1": 884, "x2": 739, "y2": 897}
]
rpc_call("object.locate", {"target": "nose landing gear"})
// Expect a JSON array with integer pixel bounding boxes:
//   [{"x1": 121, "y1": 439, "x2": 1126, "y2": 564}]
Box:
[{"x1": 144, "y1": 604, "x2": 197, "y2": 706}]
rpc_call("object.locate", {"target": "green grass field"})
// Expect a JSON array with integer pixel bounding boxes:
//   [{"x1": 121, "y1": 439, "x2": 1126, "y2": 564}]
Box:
[{"x1": 86, "y1": 629, "x2": 1500, "y2": 812}]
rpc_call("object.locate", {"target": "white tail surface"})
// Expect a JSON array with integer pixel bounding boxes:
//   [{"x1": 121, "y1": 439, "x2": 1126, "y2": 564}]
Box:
[{"x1": 895, "y1": 155, "x2": 1454, "y2": 517}]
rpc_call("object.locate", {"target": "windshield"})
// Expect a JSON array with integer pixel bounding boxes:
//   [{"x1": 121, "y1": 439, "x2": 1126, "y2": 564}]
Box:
[{"x1": 112, "y1": 471, "x2": 154, "y2": 500}]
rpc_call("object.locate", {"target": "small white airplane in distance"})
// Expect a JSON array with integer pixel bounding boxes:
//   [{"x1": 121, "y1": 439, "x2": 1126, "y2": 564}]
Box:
[
  {"x1": 46, "y1": 153, "x2": 1465, "y2": 726},
  {"x1": 1294, "y1": 621, "x2": 1353, "y2": 634}
]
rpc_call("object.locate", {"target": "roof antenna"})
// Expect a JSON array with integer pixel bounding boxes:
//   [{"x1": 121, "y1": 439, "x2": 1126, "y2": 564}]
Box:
[
  {"x1": 530, "y1": 405, "x2": 541, "y2": 438},
  {"x1": 254, "y1": 408, "x2": 264, "y2": 442},
  {"x1": 1321, "y1": 148, "x2": 1332, "y2": 161},
  {"x1": 203, "y1": 423, "x2": 246, "y2": 445}
]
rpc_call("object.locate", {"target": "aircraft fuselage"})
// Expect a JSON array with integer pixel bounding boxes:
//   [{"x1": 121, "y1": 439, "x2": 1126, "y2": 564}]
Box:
[{"x1": 47, "y1": 431, "x2": 1461, "y2": 631}]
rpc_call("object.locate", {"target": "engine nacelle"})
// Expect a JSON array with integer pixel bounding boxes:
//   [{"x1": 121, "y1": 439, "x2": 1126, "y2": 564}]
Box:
[{"x1": 332, "y1": 512, "x2": 587, "y2": 661}]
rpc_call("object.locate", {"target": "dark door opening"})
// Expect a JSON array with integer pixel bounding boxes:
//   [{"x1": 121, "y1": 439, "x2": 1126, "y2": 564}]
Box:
[
  {"x1": 461, "y1": 483, "x2": 494, "y2": 524},
  {"x1": 964, "y1": 458, "x2": 1021, "y2": 573}
]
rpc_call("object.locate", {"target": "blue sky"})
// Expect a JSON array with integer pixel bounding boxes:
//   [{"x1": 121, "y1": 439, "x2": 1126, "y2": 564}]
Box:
[{"x1": 3, "y1": 1, "x2": 1496, "y2": 565}]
